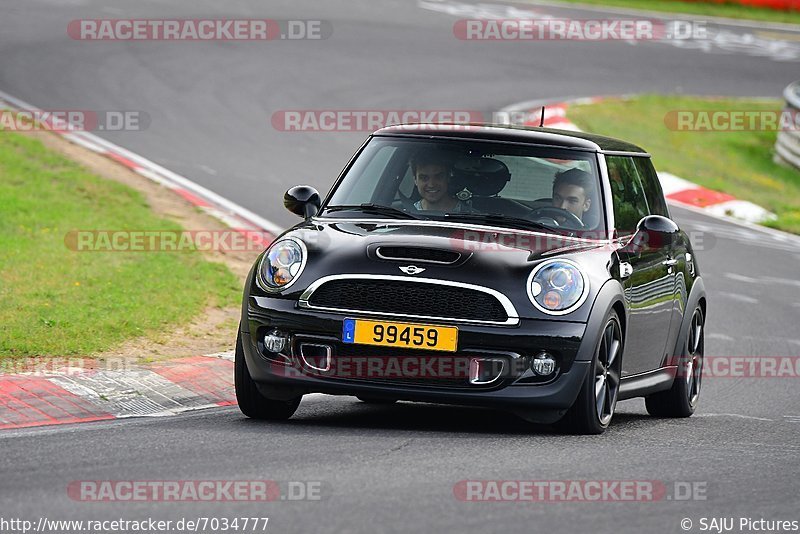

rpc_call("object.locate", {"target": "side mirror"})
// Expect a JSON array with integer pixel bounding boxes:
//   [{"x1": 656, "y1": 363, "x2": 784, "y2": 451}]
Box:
[
  {"x1": 634, "y1": 215, "x2": 680, "y2": 250},
  {"x1": 284, "y1": 185, "x2": 321, "y2": 218}
]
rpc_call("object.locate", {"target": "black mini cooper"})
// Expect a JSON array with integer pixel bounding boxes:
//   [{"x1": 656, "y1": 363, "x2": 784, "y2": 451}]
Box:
[{"x1": 235, "y1": 124, "x2": 706, "y2": 434}]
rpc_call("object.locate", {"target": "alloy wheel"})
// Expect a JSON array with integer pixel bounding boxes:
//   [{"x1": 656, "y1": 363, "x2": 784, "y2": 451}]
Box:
[
  {"x1": 684, "y1": 309, "x2": 704, "y2": 408},
  {"x1": 595, "y1": 318, "x2": 622, "y2": 426}
]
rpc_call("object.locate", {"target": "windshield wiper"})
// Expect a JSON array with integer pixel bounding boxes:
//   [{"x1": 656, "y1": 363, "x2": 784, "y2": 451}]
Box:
[
  {"x1": 324, "y1": 203, "x2": 420, "y2": 220},
  {"x1": 442, "y1": 213, "x2": 568, "y2": 234}
]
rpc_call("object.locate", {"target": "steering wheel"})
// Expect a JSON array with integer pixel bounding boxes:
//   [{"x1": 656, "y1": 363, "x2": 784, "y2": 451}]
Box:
[{"x1": 529, "y1": 206, "x2": 586, "y2": 229}]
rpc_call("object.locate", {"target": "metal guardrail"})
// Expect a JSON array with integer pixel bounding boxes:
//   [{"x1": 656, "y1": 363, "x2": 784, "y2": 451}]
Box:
[{"x1": 774, "y1": 80, "x2": 800, "y2": 171}]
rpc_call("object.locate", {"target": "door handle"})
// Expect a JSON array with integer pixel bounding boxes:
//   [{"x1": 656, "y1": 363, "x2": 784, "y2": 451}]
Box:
[{"x1": 662, "y1": 258, "x2": 678, "y2": 266}]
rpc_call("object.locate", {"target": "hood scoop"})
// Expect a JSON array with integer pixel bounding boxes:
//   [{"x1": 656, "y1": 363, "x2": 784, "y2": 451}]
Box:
[{"x1": 374, "y1": 246, "x2": 463, "y2": 265}]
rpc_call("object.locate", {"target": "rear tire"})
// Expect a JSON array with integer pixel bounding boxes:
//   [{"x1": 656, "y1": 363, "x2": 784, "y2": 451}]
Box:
[
  {"x1": 645, "y1": 307, "x2": 704, "y2": 418},
  {"x1": 235, "y1": 329, "x2": 301, "y2": 420},
  {"x1": 557, "y1": 310, "x2": 623, "y2": 435}
]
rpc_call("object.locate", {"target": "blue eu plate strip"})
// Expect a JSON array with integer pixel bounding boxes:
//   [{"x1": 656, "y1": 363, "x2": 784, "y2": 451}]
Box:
[{"x1": 342, "y1": 318, "x2": 355, "y2": 344}]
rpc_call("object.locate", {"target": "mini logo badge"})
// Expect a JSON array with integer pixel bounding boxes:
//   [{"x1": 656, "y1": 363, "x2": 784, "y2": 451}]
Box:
[{"x1": 399, "y1": 265, "x2": 425, "y2": 275}]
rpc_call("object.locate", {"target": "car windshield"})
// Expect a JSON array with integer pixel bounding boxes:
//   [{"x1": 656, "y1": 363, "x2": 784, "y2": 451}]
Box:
[{"x1": 322, "y1": 136, "x2": 605, "y2": 237}]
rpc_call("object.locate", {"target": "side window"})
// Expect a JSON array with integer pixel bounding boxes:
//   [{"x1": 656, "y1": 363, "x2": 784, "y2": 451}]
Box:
[
  {"x1": 633, "y1": 157, "x2": 670, "y2": 218},
  {"x1": 606, "y1": 156, "x2": 649, "y2": 236}
]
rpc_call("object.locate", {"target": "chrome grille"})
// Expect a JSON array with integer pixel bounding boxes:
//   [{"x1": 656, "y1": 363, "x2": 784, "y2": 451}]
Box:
[{"x1": 298, "y1": 275, "x2": 517, "y2": 325}]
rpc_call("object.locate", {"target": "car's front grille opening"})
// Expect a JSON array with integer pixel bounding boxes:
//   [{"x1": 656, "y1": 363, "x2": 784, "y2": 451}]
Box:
[
  {"x1": 376, "y1": 246, "x2": 462, "y2": 265},
  {"x1": 469, "y1": 357, "x2": 506, "y2": 385},
  {"x1": 298, "y1": 343, "x2": 332, "y2": 372},
  {"x1": 305, "y1": 279, "x2": 509, "y2": 323},
  {"x1": 288, "y1": 335, "x2": 523, "y2": 389},
  {"x1": 303, "y1": 343, "x2": 508, "y2": 388}
]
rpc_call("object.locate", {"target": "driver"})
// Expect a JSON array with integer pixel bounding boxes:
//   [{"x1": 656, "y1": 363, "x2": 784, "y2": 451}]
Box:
[
  {"x1": 551, "y1": 168, "x2": 594, "y2": 223},
  {"x1": 410, "y1": 149, "x2": 469, "y2": 212}
]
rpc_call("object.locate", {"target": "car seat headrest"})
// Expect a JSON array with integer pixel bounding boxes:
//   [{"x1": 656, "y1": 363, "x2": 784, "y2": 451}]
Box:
[{"x1": 453, "y1": 158, "x2": 511, "y2": 196}]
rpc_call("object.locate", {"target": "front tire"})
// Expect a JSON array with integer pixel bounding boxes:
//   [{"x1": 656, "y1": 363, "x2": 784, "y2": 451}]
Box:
[
  {"x1": 645, "y1": 307, "x2": 704, "y2": 418},
  {"x1": 235, "y1": 330, "x2": 301, "y2": 420},
  {"x1": 558, "y1": 310, "x2": 623, "y2": 435}
]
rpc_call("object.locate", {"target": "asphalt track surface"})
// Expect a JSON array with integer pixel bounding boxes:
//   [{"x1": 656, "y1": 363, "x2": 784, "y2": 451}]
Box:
[{"x1": 2, "y1": 1, "x2": 800, "y2": 533}]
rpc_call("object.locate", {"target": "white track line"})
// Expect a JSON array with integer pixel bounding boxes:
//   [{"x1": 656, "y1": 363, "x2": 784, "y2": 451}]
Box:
[{"x1": 0, "y1": 88, "x2": 284, "y2": 237}]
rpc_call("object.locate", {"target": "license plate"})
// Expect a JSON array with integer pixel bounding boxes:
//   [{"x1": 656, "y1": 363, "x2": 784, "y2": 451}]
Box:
[{"x1": 342, "y1": 318, "x2": 458, "y2": 352}]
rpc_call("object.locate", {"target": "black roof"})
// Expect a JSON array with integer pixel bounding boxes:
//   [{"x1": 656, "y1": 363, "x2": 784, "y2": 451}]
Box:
[{"x1": 374, "y1": 123, "x2": 648, "y2": 154}]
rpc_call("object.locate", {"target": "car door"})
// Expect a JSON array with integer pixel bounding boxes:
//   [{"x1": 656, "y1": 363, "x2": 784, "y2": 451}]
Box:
[
  {"x1": 607, "y1": 155, "x2": 675, "y2": 376},
  {"x1": 633, "y1": 156, "x2": 685, "y2": 361}
]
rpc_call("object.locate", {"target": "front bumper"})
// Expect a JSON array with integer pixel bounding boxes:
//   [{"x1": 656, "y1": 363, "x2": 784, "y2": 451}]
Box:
[{"x1": 242, "y1": 295, "x2": 591, "y2": 423}]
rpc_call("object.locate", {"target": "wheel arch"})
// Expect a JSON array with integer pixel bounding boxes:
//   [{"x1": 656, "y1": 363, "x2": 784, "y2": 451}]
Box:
[
  {"x1": 666, "y1": 276, "x2": 706, "y2": 368},
  {"x1": 612, "y1": 299, "x2": 627, "y2": 342},
  {"x1": 574, "y1": 278, "x2": 627, "y2": 364}
]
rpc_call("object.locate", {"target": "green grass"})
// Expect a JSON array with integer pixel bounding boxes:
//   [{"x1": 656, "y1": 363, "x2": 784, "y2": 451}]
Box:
[
  {"x1": 567, "y1": 94, "x2": 800, "y2": 234},
  {"x1": 0, "y1": 132, "x2": 241, "y2": 358},
  {"x1": 529, "y1": 0, "x2": 800, "y2": 24}
]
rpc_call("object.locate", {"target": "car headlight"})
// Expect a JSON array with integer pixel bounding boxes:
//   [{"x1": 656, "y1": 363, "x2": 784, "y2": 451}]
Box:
[
  {"x1": 527, "y1": 259, "x2": 588, "y2": 315},
  {"x1": 257, "y1": 238, "x2": 307, "y2": 291}
]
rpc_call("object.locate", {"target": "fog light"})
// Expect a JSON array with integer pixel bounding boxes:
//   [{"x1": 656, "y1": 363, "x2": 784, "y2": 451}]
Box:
[
  {"x1": 531, "y1": 352, "x2": 557, "y2": 376},
  {"x1": 264, "y1": 332, "x2": 288, "y2": 353}
]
